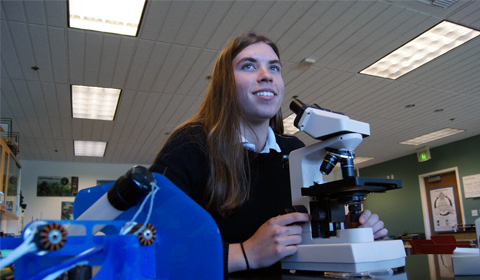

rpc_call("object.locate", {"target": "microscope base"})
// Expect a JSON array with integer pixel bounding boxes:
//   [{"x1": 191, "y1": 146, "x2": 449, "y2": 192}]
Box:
[{"x1": 281, "y1": 240, "x2": 406, "y2": 273}]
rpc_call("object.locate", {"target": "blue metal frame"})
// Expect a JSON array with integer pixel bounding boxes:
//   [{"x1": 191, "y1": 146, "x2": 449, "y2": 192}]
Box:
[{"x1": 1, "y1": 173, "x2": 223, "y2": 279}]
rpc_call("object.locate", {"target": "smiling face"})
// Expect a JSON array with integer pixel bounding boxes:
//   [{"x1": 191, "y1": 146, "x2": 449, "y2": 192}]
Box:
[{"x1": 232, "y1": 42, "x2": 284, "y2": 127}]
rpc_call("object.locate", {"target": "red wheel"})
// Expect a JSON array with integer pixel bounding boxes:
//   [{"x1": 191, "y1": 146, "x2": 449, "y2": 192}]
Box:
[{"x1": 35, "y1": 223, "x2": 68, "y2": 251}]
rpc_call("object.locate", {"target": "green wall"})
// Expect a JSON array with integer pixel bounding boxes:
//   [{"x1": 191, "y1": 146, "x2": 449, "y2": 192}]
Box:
[{"x1": 359, "y1": 134, "x2": 480, "y2": 237}]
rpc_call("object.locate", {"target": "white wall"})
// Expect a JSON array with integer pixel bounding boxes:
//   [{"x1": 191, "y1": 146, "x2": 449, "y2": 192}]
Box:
[{"x1": 1, "y1": 160, "x2": 141, "y2": 234}]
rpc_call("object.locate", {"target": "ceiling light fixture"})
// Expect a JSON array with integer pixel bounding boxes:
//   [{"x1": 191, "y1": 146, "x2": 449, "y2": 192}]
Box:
[
  {"x1": 283, "y1": 114, "x2": 299, "y2": 135},
  {"x1": 300, "y1": 58, "x2": 316, "y2": 66},
  {"x1": 68, "y1": 0, "x2": 147, "y2": 36},
  {"x1": 399, "y1": 128, "x2": 465, "y2": 146},
  {"x1": 71, "y1": 85, "x2": 121, "y2": 121},
  {"x1": 360, "y1": 21, "x2": 480, "y2": 79},
  {"x1": 354, "y1": 157, "x2": 375, "y2": 165},
  {"x1": 74, "y1": 140, "x2": 107, "y2": 157}
]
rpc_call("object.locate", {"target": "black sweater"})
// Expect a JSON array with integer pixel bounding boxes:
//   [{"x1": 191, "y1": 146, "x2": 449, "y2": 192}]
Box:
[{"x1": 149, "y1": 123, "x2": 305, "y2": 276}]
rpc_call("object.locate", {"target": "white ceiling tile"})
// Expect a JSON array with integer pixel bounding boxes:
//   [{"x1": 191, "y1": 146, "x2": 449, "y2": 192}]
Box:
[
  {"x1": 24, "y1": 0, "x2": 46, "y2": 25},
  {"x1": 100, "y1": 121, "x2": 114, "y2": 141},
  {"x1": 54, "y1": 83, "x2": 70, "y2": 118},
  {"x1": 277, "y1": 1, "x2": 337, "y2": 57},
  {"x1": 174, "y1": 1, "x2": 213, "y2": 46},
  {"x1": 84, "y1": 32, "x2": 104, "y2": 86},
  {"x1": 11, "y1": 79, "x2": 34, "y2": 117},
  {"x1": 138, "y1": 93, "x2": 173, "y2": 147},
  {"x1": 9, "y1": 21, "x2": 37, "y2": 80},
  {"x1": 164, "y1": 47, "x2": 202, "y2": 94},
  {"x1": 125, "y1": 40, "x2": 155, "y2": 90},
  {"x1": 448, "y1": 0, "x2": 480, "y2": 27},
  {"x1": 280, "y1": 1, "x2": 349, "y2": 62},
  {"x1": 98, "y1": 34, "x2": 122, "y2": 88},
  {"x1": 48, "y1": 26, "x2": 68, "y2": 83},
  {"x1": 138, "y1": 0, "x2": 170, "y2": 41},
  {"x1": 176, "y1": 49, "x2": 217, "y2": 96},
  {"x1": 0, "y1": 76, "x2": 24, "y2": 120},
  {"x1": 71, "y1": 118, "x2": 83, "y2": 140},
  {"x1": 205, "y1": 1, "x2": 255, "y2": 50},
  {"x1": 111, "y1": 37, "x2": 137, "y2": 88},
  {"x1": 2, "y1": 0, "x2": 26, "y2": 22},
  {"x1": 29, "y1": 24, "x2": 54, "y2": 82},
  {"x1": 120, "y1": 90, "x2": 148, "y2": 140},
  {"x1": 68, "y1": 28, "x2": 85, "y2": 85},
  {"x1": 81, "y1": 119, "x2": 94, "y2": 140},
  {"x1": 45, "y1": 0, "x2": 67, "y2": 28},
  {"x1": 26, "y1": 80, "x2": 47, "y2": 116},
  {"x1": 37, "y1": 116, "x2": 53, "y2": 139},
  {"x1": 49, "y1": 117, "x2": 63, "y2": 139},
  {"x1": 267, "y1": 1, "x2": 317, "y2": 42},
  {"x1": 60, "y1": 118, "x2": 72, "y2": 139},
  {"x1": 230, "y1": 1, "x2": 275, "y2": 38},
  {"x1": 138, "y1": 42, "x2": 171, "y2": 92},
  {"x1": 168, "y1": 95, "x2": 197, "y2": 126},
  {"x1": 126, "y1": 91, "x2": 162, "y2": 143},
  {"x1": 190, "y1": 1, "x2": 234, "y2": 48},
  {"x1": 10, "y1": 114, "x2": 32, "y2": 141},
  {"x1": 151, "y1": 44, "x2": 187, "y2": 92},
  {"x1": 109, "y1": 89, "x2": 136, "y2": 140},
  {"x1": 158, "y1": 1, "x2": 192, "y2": 43},
  {"x1": 253, "y1": 1, "x2": 295, "y2": 35},
  {"x1": 23, "y1": 136, "x2": 41, "y2": 156}
]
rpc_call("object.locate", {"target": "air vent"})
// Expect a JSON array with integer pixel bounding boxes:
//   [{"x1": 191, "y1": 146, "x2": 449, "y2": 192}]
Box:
[{"x1": 417, "y1": 0, "x2": 458, "y2": 9}]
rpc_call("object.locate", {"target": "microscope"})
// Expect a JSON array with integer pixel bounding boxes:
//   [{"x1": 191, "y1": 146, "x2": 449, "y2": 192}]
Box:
[{"x1": 281, "y1": 99, "x2": 406, "y2": 273}]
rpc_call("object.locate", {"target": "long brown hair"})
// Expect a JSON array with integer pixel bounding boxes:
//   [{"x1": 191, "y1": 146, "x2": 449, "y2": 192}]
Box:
[{"x1": 177, "y1": 33, "x2": 284, "y2": 215}]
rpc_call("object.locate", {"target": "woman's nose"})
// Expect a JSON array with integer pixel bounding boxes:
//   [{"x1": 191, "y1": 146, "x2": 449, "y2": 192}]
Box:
[{"x1": 257, "y1": 66, "x2": 273, "y2": 83}]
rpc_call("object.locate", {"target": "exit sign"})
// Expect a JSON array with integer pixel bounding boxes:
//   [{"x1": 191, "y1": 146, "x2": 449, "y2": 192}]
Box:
[{"x1": 417, "y1": 146, "x2": 431, "y2": 162}]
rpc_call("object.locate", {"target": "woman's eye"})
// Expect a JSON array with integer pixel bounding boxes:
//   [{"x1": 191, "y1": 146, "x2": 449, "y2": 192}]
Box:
[
  {"x1": 270, "y1": 65, "x2": 281, "y2": 72},
  {"x1": 241, "y1": 63, "x2": 255, "y2": 70}
]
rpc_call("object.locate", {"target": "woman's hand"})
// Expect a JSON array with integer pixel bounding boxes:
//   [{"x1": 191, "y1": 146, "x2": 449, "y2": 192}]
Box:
[
  {"x1": 231, "y1": 212, "x2": 310, "y2": 271},
  {"x1": 357, "y1": 209, "x2": 388, "y2": 240}
]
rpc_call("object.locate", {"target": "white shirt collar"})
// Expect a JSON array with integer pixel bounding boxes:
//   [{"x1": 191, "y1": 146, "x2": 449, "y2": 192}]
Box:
[{"x1": 241, "y1": 126, "x2": 282, "y2": 154}]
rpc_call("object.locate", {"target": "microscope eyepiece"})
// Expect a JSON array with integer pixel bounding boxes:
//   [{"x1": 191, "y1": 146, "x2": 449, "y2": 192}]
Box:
[{"x1": 289, "y1": 98, "x2": 304, "y2": 115}]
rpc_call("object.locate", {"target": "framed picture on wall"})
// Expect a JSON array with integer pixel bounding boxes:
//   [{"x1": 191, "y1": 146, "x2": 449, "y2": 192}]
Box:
[
  {"x1": 37, "y1": 176, "x2": 79, "y2": 197},
  {"x1": 96, "y1": 180, "x2": 115, "y2": 186},
  {"x1": 429, "y1": 186, "x2": 458, "y2": 233},
  {"x1": 61, "y1": 201, "x2": 74, "y2": 220},
  {"x1": 6, "y1": 201, "x2": 13, "y2": 211}
]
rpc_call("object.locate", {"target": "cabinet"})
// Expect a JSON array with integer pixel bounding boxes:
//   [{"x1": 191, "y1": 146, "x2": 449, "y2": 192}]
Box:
[{"x1": 0, "y1": 136, "x2": 21, "y2": 219}]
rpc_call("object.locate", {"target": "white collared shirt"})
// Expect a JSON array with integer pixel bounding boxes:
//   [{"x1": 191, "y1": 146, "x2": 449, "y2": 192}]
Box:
[{"x1": 241, "y1": 126, "x2": 282, "y2": 154}]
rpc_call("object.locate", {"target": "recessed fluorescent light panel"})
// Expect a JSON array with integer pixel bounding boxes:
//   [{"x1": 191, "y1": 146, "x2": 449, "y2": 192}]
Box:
[
  {"x1": 360, "y1": 21, "x2": 480, "y2": 79},
  {"x1": 399, "y1": 128, "x2": 465, "y2": 146},
  {"x1": 354, "y1": 157, "x2": 374, "y2": 165},
  {"x1": 74, "y1": 141, "x2": 107, "y2": 157},
  {"x1": 283, "y1": 114, "x2": 299, "y2": 135},
  {"x1": 68, "y1": 0, "x2": 147, "y2": 36},
  {"x1": 72, "y1": 85, "x2": 121, "y2": 121}
]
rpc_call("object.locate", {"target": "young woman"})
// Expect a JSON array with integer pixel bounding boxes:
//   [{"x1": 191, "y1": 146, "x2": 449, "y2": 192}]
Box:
[{"x1": 149, "y1": 33, "x2": 387, "y2": 276}]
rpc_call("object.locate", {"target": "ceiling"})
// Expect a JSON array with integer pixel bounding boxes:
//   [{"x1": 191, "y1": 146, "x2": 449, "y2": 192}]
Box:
[{"x1": 1, "y1": 0, "x2": 479, "y2": 169}]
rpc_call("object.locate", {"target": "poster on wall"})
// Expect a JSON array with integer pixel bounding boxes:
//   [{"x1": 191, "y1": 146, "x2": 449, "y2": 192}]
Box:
[
  {"x1": 430, "y1": 186, "x2": 458, "y2": 233},
  {"x1": 61, "y1": 201, "x2": 74, "y2": 220},
  {"x1": 37, "y1": 176, "x2": 79, "y2": 197},
  {"x1": 462, "y1": 174, "x2": 480, "y2": 198},
  {"x1": 97, "y1": 180, "x2": 115, "y2": 186}
]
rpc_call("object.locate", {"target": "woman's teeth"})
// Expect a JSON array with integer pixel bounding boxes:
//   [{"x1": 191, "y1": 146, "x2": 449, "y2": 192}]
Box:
[{"x1": 255, "y1": 91, "x2": 274, "y2": 96}]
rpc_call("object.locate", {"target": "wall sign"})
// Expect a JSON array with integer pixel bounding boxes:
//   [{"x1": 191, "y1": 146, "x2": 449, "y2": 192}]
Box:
[
  {"x1": 430, "y1": 186, "x2": 458, "y2": 233},
  {"x1": 462, "y1": 174, "x2": 480, "y2": 198}
]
